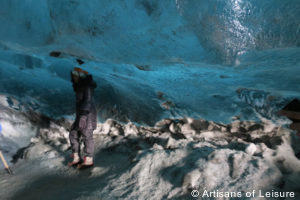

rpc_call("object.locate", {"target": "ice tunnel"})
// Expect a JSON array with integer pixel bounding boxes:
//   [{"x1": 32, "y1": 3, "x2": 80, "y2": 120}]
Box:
[
  {"x1": 0, "y1": 0, "x2": 299, "y2": 124},
  {"x1": 0, "y1": 1, "x2": 299, "y2": 199}
]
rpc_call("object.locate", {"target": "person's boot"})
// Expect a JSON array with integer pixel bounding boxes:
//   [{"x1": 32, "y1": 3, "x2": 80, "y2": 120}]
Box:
[
  {"x1": 77, "y1": 156, "x2": 93, "y2": 169},
  {"x1": 68, "y1": 153, "x2": 80, "y2": 167}
]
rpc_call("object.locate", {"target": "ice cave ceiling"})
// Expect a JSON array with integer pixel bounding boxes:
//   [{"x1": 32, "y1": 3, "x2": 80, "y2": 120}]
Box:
[{"x1": 0, "y1": 0, "x2": 299, "y2": 125}]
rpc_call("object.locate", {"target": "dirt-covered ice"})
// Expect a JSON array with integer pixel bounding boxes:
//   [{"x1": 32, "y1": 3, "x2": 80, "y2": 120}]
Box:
[{"x1": 0, "y1": 105, "x2": 299, "y2": 200}]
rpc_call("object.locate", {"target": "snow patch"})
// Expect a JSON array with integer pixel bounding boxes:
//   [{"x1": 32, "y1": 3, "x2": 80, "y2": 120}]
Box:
[{"x1": 0, "y1": 112, "x2": 299, "y2": 199}]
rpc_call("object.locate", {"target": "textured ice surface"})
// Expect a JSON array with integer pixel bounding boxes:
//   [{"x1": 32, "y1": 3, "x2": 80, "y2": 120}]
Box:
[
  {"x1": 177, "y1": 0, "x2": 300, "y2": 64},
  {"x1": 0, "y1": 109, "x2": 299, "y2": 199},
  {"x1": 0, "y1": 0, "x2": 299, "y2": 125},
  {"x1": 0, "y1": 48, "x2": 299, "y2": 125},
  {"x1": 0, "y1": 1, "x2": 299, "y2": 198},
  {"x1": 0, "y1": 0, "x2": 298, "y2": 64}
]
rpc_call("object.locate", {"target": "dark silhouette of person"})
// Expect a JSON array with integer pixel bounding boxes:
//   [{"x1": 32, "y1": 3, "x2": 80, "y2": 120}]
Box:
[{"x1": 68, "y1": 67, "x2": 97, "y2": 168}]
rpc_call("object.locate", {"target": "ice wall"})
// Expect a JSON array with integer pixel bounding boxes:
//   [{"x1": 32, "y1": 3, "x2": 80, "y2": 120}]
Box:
[
  {"x1": 0, "y1": 0, "x2": 298, "y2": 65},
  {"x1": 177, "y1": 0, "x2": 300, "y2": 64},
  {"x1": 0, "y1": 0, "x2": 299, "y2": 125},
  {"x1": 0, "y1": 0, "x2": 204, "y2": 64}
]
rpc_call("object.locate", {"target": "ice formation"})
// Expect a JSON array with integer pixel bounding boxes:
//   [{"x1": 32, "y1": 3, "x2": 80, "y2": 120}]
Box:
[
  {"x1": 0, "y1": 101, "x2": 299, "y2": 199},
  {"x1": 0, "y1": 0, "x2": 299, "y2": 199}
]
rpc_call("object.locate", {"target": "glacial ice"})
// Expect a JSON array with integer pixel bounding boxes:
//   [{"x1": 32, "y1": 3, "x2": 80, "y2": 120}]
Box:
[
  {"x1": 0, "y1": 0, "x2": 299, "y2": 199},
  {"x1": 0, "y1": 102, "x2": 299, "y2": 199}
]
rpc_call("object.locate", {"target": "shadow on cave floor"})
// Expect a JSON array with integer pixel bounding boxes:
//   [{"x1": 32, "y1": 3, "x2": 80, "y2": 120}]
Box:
[
  {"x1": 160, "y1": 145, "x2": 215, "y2": 188},
  {"x1": 10, "y1": 135, "x2": 169, "y2": 200},
  {"x1": 11, "y1": 151, "x2": 131, "y2": 200}
]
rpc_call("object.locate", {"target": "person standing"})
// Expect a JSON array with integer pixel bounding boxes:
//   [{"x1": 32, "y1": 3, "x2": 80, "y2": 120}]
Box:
[{"x1": 68, "y1": 67, "x2": 97, "y2": 169}]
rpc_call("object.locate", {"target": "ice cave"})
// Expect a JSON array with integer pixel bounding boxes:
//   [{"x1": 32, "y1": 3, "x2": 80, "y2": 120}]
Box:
[{"x1": 0, "y1": 0, "x2": 299, "y2": 199}]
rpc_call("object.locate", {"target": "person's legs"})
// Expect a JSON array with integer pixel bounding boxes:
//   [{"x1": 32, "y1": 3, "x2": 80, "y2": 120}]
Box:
[
  {"x1": 69, "y1": 129, "x2": 81, "y2": 154},
  {"x1": 81, "y1": 129, "x2": 94, "y2": 157},
  {"x1": 77, "y1": 129, "x2": 94, "y2": 168},
  {"x1": 68, "y1": 129, "x2": 82, "y2": 166}
]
